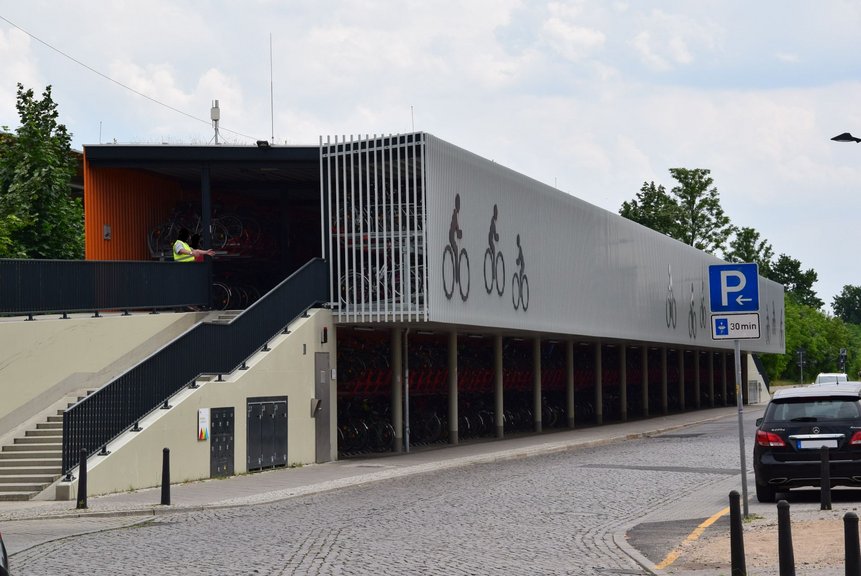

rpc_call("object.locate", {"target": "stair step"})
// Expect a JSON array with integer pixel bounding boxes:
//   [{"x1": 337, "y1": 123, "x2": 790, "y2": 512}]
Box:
[
  {"x1": 0, "y1": 443, "x2": 63, "y2": 458},
  {"x1": 0, "y1": 483, "x2": 51, "y2": 493},
  {"x1": 0, "y1": 456, "x2": 62, "y2": 466},
  {"x1": 14, "y1": 436, "x2": 61, "y2": 445},
  {"x1": 36, "y1": 421, "x2": 63, "y2": 430},
  {"x1": 0, "y1": 474, "x2": 57, "y2": 484},
  {"x1": 0, "y1": 491, "x2": 38, "y2": 501},
  {"x1": 26, "y1": 428, "x2": 62, "y2": 437},
  {"x1": 47, "y1": 415, "x2": 64, "y2": 423},
  {"x1": 0, "y1": 465, "x2": 61, "y2": 475}
]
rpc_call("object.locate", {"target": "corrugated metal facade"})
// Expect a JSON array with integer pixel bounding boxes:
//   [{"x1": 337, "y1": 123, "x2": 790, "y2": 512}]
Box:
[
  {"x1": 322, "y1": 134, "x2": 428, "y2": 323},
  {"x1": 421, "y1": 134, "x2": 784, "y2": 354},
  {"x1": 84, "y1": 156, "x2": 180, "y2": 261}
]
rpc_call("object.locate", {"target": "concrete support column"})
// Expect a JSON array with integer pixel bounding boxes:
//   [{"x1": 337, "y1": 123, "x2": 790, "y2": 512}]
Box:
[
  {"x1": 694, "y1": 351, "x2": 701, "y2": 409},
  {"x1": 594, "y1": 343, "x2": 603, "y2": 425},
  {"x1": 661, "y1": 347, "x2": 668, "y2": 415},
  {"x1": 448, "y1": 331, "x2": 458, "y2": 445},
  {"x1": 533, "y1": 337, "x2": 542, "y2": 433},
  {"x1": 620, "y1": 346, "x2": 628, "y2": 422},
  {"x1": 708, "y1": 352, "x2": 715, "y2": 408},
  {"x1": 641, "y1": 347, "x2": 649, "y2": 418},
  {"x1": 678, "y1": 349, "x2": 685, "y2": 411},
  {"x1": 391, "y1": 329, "x2": 403, "y2": 452},
  {"x1": 566, "y1": 341, "x2": 575, "y2": 429},
  {"x1": 722, "y1": 352, "x2": 728, "y2": 406},
  {"x1": 494, "y1": 335, "x2": 504, "y2": 438}
]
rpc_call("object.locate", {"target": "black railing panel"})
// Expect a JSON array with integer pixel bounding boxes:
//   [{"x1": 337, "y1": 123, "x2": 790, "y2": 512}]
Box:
[
  {"x1": 62, "y1": 258, "x2": 328, "y2": 473},
  {"x1": 0, "y1": 259, "x2": 211, "y2": 316}
]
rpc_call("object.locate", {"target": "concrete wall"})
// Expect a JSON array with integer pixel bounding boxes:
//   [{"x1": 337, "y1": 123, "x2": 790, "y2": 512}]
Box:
[
  {"x1": 58, "y1": 308, "x2": 336, "y2": 498},
  {"x1": 0, "y1": 312, "x2": 201, "y2": 439}
]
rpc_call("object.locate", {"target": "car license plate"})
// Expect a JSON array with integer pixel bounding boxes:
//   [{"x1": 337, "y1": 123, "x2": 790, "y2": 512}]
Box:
[{"x1": 798, "y1": 439, "x2": 838, "y2": 449}]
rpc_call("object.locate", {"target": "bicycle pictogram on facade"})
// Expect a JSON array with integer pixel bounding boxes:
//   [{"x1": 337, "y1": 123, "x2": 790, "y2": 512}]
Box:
[
  {"x1": 688, "y1": 283, "x2": 697, "y2": 339},
  {"x1": 483, "y1": 204, "x2": 505, "y2": 296},
  {"x1": 442, "y1": 193, "x2": 470, "y2": 301},
  {"x1": 666, "y1": 264, "x2": 677, "y2": 329},
  {"x1": 511, "y1": 234, "x2": 529, "y2": 311}
]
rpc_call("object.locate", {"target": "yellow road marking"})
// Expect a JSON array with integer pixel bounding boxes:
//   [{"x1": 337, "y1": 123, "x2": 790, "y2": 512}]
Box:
[{"x1": 654, "y1": 506, "x2": 730, "y2": 570}]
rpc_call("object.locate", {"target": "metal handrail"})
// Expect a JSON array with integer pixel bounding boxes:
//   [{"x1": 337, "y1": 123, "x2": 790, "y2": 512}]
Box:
[{"x1": 61, "y1": 258, "x2": 329, "y2": 474}]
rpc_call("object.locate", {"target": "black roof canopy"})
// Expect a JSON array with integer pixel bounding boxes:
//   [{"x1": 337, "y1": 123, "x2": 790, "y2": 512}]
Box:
[{"x1": 84, "y1": 144, "x2": 321, "y2": 201}]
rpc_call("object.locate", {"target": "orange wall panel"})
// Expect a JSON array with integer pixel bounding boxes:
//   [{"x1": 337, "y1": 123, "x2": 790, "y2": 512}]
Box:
[{"x1": 84, "y1": 157, "x2": 180, "y2": 261}]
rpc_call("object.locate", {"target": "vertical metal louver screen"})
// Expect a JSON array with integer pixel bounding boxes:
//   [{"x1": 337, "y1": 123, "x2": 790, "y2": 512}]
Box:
[{"x1": 322, "y1": 133, "x2": 428, "y2": 323}]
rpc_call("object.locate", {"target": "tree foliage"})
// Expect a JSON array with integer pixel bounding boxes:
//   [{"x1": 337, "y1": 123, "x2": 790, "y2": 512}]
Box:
[
  {"x1": 759, "y1": 297, "x2": 856, "y2": 382},
  {"x1": 0, "y1": 84, "x2": 83, "y2": 259},
  {"x1": 768, "y1": 254, "x2": 822, "y2": 310},
  {"x1": 724, "y1": 226, "x2": 774, "y2": 275},
  {"x1": 618, "y1": 168, "x2": 734, "y2": 256},
  {"x1": 669, "y1": 168, "x2": 734, "y2": 255},
  {"x1": 833, "y1": 285, "x2": 861, "y2": 325},
  {"x1": 619, "y1": 181, "x2": 680, "y2": 238}
]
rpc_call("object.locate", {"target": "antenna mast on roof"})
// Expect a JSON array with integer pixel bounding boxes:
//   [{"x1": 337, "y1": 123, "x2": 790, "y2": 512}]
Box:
[
  {"x1": 270, "y1": 33, "x2": 275, "y2": 144},
  {"x1": 211, "y1": 100, "x2": 221, "y2": 145}
]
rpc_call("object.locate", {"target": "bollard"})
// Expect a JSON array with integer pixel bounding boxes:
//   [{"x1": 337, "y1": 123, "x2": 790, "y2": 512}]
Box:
[
  {"x1": 76, "y1": 448, "x2": 88, "y2": 510},
  {"x1": 777, "y1": 500, "x2": 796, "y2": 576},
  {"x1": 160, "y1": 447, "x2": 170, "y2": 506},
  {"x1": 729, "y1": 490, "x2": 747, "y2": 576},
  {"x1": 845, "y1": 512, "x2": 860, "y2": 576},
  {"x1": 821, "y1": 445, "x2": 832, "y2": 510}
]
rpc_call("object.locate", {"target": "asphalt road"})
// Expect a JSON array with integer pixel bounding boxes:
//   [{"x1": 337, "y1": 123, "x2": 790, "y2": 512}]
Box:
[{"x1": 5, "y1": 409, "x2": 762, "y2": 576}]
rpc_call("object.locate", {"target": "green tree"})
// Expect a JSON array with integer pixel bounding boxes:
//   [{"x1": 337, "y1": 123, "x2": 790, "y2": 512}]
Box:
[
  {"x1": 724, "y1": 226, "x2": 774, "y2": 275},
  {"x1": 833, "y1": 285, "x2": 861, "y2": 325},
  {"x1": 669, "y1": 168, "x2": 733, "y2": 255},
  {"x1": 0, "y1": 84, "x2": 83, "y2": 259},
  {"x1": 768, "y1": 254, "x2": 822, "y2": 310},
  {"x1": 619, "y1": 181, "x2": 680, "y2": 238},
  {"x1": 618, "y1": 168, "x2": 733, "y2": 255}
]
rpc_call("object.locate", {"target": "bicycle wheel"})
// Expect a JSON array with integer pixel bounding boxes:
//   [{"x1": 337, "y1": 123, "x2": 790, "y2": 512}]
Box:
[
  {"x1": 521, "y1": 275, "x2": 529, "y2": 311},
  {"x1": 484, "y1": 248, "x2": 493, "y2": 294},
  {"x1": 495, "y1": 252, "x2": 505, "y2": 296},
  {"x1": 211, "y1": 282, "x2": 231, "y2": 310},
  {"x1": 442, "y1": 246, "x2": 455, "y2": 299},
  {"x1": 458, "y1": 249, "x2": 470, "y2": 301},
  {"x1": 512, "y1": 274, "x2": 521, "y2": 310},
  {"x1": 210, "y1": 221, "x2": 229, "y2": 250}
]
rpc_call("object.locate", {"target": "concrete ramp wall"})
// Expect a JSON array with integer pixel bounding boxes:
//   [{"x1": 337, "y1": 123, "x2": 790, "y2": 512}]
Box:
[
  {"x1": 54, "y1": 308, "x2": 336, "y2": 499},
  {"x1": 0, "y1": 312, "x2": 203, "y2": 441}
]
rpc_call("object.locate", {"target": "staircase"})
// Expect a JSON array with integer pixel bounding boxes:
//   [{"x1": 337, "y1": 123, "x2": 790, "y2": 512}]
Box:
[{"x1": 0, "y1": 390, "x2": 92, "y2": 501}]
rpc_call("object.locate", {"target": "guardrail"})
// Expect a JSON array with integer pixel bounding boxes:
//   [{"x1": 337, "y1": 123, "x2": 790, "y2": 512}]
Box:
[
  {"x1": 0, "y1": 259, "x2": 211, "y2": 317},
  {"x1": 61, "y1": 257, "x2": 329, "y2": 474}
]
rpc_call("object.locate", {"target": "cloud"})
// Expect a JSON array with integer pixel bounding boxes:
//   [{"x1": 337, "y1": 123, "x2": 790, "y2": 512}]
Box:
[{"x1": 630, "y1": 9, "x2": 722, "y2": 71}]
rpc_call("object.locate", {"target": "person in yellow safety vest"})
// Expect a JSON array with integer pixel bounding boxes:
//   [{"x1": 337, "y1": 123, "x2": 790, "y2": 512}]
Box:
[{"x1": 173, "y1": 228, "x2": 215, "y2": 262}]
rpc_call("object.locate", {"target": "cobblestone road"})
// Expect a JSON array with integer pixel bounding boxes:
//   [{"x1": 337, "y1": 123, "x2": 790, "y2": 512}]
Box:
[{"x1": 11, "y1": 417, "x2": 745, "y2": 575}]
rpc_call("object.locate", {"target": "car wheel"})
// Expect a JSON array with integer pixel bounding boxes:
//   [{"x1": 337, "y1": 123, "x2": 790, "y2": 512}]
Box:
[{"x1": 756, "y1": 482, "x2": 777, "y2": 503}]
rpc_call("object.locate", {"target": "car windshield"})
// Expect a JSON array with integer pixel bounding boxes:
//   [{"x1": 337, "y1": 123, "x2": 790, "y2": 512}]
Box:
[{"x1": 767, "y1": 398, "x2": 860, "y2": 422}]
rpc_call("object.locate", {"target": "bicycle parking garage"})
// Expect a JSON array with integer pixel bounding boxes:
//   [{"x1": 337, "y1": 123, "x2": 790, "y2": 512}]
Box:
[{"x1": 335, "y1": 326, "x2": 741, "y2": 457}]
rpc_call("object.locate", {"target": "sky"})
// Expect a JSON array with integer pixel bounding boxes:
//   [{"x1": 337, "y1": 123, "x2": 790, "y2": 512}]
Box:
[{"x1": 2, "y1": 1, "x2": 861, "y2": 312}]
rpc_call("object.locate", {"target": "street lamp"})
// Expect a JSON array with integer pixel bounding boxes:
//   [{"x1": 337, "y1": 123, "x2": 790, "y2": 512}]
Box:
[{"x1": 832, "y1": 132, "x2": 861, "y2": 143}]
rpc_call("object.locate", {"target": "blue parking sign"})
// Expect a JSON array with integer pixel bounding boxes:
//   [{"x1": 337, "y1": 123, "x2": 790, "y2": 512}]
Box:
[{"x1": 709, "y1": 263, "x2": 759, "y2": 313}]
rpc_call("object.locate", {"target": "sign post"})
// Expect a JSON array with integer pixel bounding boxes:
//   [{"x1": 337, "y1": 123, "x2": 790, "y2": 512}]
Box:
[{"x1": 709, "y1": 263, "x2": 760, "y2": 518}]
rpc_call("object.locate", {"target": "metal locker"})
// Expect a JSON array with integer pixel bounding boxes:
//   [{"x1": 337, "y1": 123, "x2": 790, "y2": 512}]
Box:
[{"x1": 210, "y1": 407, "x2": 234, "y2": 478}]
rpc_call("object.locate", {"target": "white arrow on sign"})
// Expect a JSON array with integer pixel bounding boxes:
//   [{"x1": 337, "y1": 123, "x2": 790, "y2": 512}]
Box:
[{"x1": 737, "y1": 295, "x2": 751, "y2": 305}]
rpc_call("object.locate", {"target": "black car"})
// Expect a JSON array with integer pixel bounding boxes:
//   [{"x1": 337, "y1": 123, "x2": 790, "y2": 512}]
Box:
[
  {"x1": 753, "y1": 382, "x2": 861, "y2": 503},
  {"x1": 0, "y1": 528, "x2": 8, "y2": 576}
]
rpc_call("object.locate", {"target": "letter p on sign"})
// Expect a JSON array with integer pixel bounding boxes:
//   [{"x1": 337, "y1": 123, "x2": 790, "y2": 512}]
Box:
[{"x1": 719, "y1": 270, "x2": 746, "y2": 306}]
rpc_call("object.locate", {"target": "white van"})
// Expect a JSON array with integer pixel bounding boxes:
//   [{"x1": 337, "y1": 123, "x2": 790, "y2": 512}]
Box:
[{"x1": 814, "y1": 373, "x2": 848, "y2": 385}]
